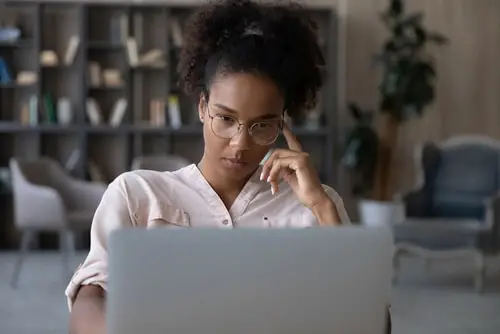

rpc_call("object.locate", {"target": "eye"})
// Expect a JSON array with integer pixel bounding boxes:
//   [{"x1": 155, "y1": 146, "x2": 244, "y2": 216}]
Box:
[
  {"x1": 215, "y1": 115, "x2": 235, "y2": 123},
  {"x1": 254, "y1": 122, "x2": 274, "y2": 129}
]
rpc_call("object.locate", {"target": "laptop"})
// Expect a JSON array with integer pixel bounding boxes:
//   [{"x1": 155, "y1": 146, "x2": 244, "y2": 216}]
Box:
[{"x1": 107, "y1": 226, "x2": 394, "y2": 334}]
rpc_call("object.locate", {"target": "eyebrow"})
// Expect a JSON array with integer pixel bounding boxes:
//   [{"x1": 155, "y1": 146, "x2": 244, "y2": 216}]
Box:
[{"x1": 212, "y1": 103, "x2": 281, "y2": 120}]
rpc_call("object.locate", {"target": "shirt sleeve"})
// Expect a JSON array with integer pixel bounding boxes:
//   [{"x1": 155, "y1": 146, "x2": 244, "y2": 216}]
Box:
[
  {"x1": 65, "y1": 174, "x2": 136, "y2": 312},
  {"x1": 323, "y1": 185, "x2": 351, "y2": 224}
]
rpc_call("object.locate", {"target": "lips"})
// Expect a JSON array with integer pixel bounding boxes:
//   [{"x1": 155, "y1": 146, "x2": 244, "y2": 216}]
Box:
[
  {"x1": 226, "y1": 158, "x2": 247, "y2": 164},
  {"x1": 222, "y1": 158, "x2": 249, "y2": 169}
]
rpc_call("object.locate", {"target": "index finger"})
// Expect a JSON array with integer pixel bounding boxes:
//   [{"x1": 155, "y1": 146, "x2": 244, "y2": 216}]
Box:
[{"x1": 282, "y1": 123, "x2": 303, "y2": 152}]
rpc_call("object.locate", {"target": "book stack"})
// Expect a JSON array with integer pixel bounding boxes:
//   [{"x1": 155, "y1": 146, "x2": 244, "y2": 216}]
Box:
[{"x1": 86, "y1": 98, "x2": 128, "y2": 127}]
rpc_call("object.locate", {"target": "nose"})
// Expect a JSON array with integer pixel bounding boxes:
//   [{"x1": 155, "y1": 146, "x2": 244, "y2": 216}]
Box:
[{"x1": 229, "y1": 127, "x2": 252, "y2": 149}]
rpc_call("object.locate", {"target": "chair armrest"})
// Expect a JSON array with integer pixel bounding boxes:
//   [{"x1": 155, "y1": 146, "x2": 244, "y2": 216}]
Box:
[
  {"x1": 484, "y1": 192, "x2": 500, "y2": 233},
  {"x1": 65, "y1": 179, "x2": 107, "y2": 211},
  {"x1": 13, "y1": 183, "x2": 66, "y2": 229},
  {"x1": 403, "y1": 188, "x2": 429, "y2": 217}
]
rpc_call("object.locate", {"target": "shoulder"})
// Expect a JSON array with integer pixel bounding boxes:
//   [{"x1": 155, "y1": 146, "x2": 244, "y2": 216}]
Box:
[
  {"x1": 111, "y1": 164, "x2": 194, "y2": 195},
  {"x1": 112, "y1": 169, "x2": 173, "y2": 190},
  {"x1": 103, "y1": 167, "x2": 187, "y2": 212},
  {"x1": 106, "y1": 165, "x2": 197, "y2": 225}
]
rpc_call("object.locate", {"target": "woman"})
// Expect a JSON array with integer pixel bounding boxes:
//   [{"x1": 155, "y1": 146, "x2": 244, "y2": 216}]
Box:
[{"x1": 67, "y1": 1, "x2": 363, "y2": 333}]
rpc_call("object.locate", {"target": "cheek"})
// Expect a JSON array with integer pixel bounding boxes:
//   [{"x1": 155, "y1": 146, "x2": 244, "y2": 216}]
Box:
[
  {"x1": 251, "y1": 145, "x2": 273, "y2": 162},
  {"x1": 203, "y1": 123, "x2": 228, "y2": 153}
]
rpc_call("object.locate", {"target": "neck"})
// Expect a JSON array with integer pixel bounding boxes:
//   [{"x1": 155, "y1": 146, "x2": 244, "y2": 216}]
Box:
[{"x1": 198, "y1": 156, "x2": 255, "y2": 208}]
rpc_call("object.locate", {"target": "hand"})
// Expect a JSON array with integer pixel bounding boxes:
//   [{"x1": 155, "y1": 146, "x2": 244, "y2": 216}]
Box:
[{"x1": 260, "y1": 124, "x2": 334, "y2": 213}]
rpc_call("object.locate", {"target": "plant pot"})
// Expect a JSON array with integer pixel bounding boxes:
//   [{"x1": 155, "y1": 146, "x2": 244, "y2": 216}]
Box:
[{"x1": 358, "y1": 199, "x2": 405, "y2": 227}]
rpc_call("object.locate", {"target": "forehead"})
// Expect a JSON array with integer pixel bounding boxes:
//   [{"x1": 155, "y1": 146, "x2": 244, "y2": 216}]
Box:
[{"x1": 208, "y1": 73, "x2": 284, "y2": 118}]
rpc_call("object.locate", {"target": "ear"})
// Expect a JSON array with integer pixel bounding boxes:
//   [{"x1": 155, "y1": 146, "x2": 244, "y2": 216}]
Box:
[{"x1": 198, "y1": 92, "x2": 207, "y2": 123}]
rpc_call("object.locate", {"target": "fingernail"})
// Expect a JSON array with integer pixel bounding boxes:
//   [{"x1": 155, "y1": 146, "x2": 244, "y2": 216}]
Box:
[
  {"x1": 260, "y1": 172, "x2": 264, "y2": 181},
  {"x1": 266, "y1": 176, "x2": 271, "y2": 183},
  {"x1": 271, "y1": 187, "x2": 275, "y2": 195}
]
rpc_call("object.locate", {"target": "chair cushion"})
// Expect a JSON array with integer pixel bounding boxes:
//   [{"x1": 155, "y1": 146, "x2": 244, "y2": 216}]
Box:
[
  {"x1": 393, "y1": 218, "x2": 484, "y2": 250},
  {"x1": 67, "y1": 211, "x2": 94, "y2": 229},
  {"x1": 431, "y1": 145, "x2": 499, "y2": 220}
]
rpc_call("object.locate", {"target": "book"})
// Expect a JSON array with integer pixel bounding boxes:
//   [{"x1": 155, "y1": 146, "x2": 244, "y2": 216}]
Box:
[
  {"x1": 20, "y1": 101, "x2": 30, "y2": 125},
  {"x1": 88, "y1": 62, "x2": 102, "y2": 87},
  {"x1": 65, "y1": 148, "x2": 81, "y2": 172},
  {"x1": 29, "y1": 95, "x2": 39, "y2": 126},
  {"x1": 86, "y1": 98, "x2": 102, "y2": 125},
  {"x1": 0, "y1": 57, "x2": 12, "y2": 84},
  {"x1": 150, "y1": 98, "x2": 166, "y2": 127},
  {"x1": 138, "y1": 49, "x2": 166, "y2": 67},
  {"x1": 167, "y1": 95, "x2": 182, "y2": 129},
  {"x1": 170, "y1": 17, "x2": 183, "y2": 48},
  {"x1": 64, "y1": 36, "x2": 80, "y2": 66},
  {"x1": 126, "y1": 38, "x2": 139, "y2": 67},
  {"x1": 109, "y1": 98, "x2": 128, "y2": 127},
  {"x1": 43, "y1": 94, "x2": 57, "y2": 124}
]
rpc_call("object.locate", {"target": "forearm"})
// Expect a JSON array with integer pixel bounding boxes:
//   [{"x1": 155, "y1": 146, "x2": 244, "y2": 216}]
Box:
[
  {"x1": 69, "y1": 286, "x2": 107, "y2": 334},
  {"x1": 311, "y1": 197, "x2": 341, "y2": 226}
]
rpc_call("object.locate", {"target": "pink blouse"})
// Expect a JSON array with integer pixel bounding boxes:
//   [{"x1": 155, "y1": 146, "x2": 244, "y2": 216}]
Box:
[{"x1": 65, "y1": 164, "x2": 350, "y2": 310}]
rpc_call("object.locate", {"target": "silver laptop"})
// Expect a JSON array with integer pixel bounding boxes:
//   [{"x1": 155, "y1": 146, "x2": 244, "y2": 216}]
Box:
[{"x1": 108, "y1": 226, "x2": 394, "y2": 334}]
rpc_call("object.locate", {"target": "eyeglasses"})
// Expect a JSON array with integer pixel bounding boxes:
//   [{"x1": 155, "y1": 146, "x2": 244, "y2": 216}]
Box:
[{"x1": 205, "y1": 104, "x2": 283, "y2": 146}]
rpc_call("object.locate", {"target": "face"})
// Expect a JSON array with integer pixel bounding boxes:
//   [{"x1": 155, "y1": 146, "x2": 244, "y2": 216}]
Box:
[{"x1": 199, "y1": 72, "x2": 285, "y2": 182}]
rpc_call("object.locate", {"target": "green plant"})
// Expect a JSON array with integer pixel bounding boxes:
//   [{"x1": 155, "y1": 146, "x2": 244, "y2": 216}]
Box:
[
  {"x1": 342, "y1": 0, "x2": 448, "y2": 200},
  {"x1": 341, "y1": 103, "x2": 379, "y2": 197}
]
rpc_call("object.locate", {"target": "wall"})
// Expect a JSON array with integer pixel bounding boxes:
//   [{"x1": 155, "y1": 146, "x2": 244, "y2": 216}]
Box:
[
  {"x1": 336, "y1": 0, "x2": 500, "y2": 216},
  {"x1": 12, "y1": 0, "x2": 500, "y2": 214}
]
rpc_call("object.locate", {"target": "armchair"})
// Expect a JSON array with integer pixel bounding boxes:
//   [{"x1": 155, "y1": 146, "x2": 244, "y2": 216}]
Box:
[
  {"x1": 393, "y1": 136, "x2": 500, "y2": 292},
  {"x1": 9, "y1": 157, "x2": 107, "y2": 288}
]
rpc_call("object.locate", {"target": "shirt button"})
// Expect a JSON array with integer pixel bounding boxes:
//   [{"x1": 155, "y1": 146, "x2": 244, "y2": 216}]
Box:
[{"x1": 222, "y1": 219, "x2": 229, "y2": 226}]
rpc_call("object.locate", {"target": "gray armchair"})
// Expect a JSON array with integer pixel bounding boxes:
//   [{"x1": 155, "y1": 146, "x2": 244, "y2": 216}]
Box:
[
  {"x1": 131, "y1": 154, "x2": 191, "y2": 172},
  {"x1": 9, "y1": 157, "x2": 107, "y2": 288},
  {"x1": 393, "y1": 136, "x2": 500, "y2": 291}
]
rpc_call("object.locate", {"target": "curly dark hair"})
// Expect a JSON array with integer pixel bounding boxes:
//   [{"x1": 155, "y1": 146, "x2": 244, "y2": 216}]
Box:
[{"x1": 177, "y1": 0, "x2": 325, "y2": 119}]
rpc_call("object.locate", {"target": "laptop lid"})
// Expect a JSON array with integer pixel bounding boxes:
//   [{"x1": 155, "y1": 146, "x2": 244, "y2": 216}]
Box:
[{"x1": 108, "y1": 226, "x2": 393, "y2": 334}]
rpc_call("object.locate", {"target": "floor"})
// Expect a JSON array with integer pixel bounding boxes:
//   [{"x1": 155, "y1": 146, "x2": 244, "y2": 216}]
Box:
[{"x1": 0, "y1": 251, "x2": 499, "y2": 334}]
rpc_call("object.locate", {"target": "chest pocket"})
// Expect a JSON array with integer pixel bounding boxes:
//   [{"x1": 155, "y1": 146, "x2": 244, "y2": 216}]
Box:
[{"x1": 146, "y1": 203, "x2": 191, "y2": 229}]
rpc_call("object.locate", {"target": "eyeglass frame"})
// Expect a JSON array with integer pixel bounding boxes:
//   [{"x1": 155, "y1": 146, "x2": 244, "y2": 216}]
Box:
[{"x1": 204, "y1": 102, "x2": 285, "y2": 146}]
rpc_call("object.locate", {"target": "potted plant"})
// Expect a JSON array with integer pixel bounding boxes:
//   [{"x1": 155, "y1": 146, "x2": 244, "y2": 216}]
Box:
[{"x1": 342, "y1": 0, "x2": 448, "y2": 226}]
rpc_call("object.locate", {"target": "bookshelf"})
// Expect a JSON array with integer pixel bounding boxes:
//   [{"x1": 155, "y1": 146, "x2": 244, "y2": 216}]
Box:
[{"x1": 0, "y1": 1, "x2": 339, "y2": 246}]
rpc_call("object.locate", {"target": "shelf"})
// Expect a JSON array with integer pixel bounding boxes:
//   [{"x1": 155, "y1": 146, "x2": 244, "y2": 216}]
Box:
[
  {"x1": 0, "y1": 83, "x2": 37, "y2": 89},
  {"x1": 88, "y1": 85, "x2": 126, "y2": 91},
  {"x1": 87, "y1": 41, "x2": 124, "y2": 51},
  {"x1": 0, "y1": 39, "x2": 34, "y2": 48},
  {"x1": 132, "y1": 125, "x2": 168, "y2": 134},
  {"x1": 291, "y1": 127, "x2": 330, "y2": 136},
  {"x1": 84, "y1": 125, "x2": 130, "y2": 134},
  {"x1": 0, "y1": 123, "x2": 80, "y2": 133},
  {"x1": 170, "y1": 126, "x2": 203, "y2": 135},
  {"x1": 38, "y1": 125, "x2": 81, "y2": 133},
  {"x1": 41, "y1": 65, "x2": 74, "y2": 70},
  {"x1": 0, "y1": 1, "x2": 338, "y2": 189},
  {"x1": 131, "y1": 66, "x2": 168, "y2": 72}
]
